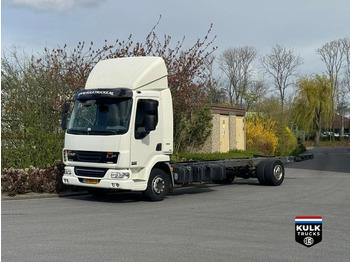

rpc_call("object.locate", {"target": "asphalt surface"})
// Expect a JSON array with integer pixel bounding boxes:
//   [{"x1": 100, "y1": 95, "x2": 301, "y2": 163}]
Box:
[{"x1": 2, "y1": 146, "x2": 350, "y2": 262}]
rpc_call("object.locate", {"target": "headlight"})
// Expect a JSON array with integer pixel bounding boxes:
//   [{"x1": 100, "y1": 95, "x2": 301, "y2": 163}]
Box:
[
  {"x1": 110, "y1": 172, "x2": 130, "y2": 179},
  {"x1": 64, "y1": 168, "x2": 72, "y2": 175}
]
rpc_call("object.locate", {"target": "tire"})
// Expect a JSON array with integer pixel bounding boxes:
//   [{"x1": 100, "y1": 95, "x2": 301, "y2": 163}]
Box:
[
  {"x1": 264, "y1": 159, "x2": 284, "y2": 186},
  {"x1": 256, "y1": 160, "x2": 268, "y2": 185},
  {"x1": 143, "y1": 168, "x2": 170, "y2": 201}
]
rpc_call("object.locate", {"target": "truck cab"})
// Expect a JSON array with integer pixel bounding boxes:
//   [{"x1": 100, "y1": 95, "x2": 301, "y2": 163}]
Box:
[{"x1": 62, "y1": 57, "x2": 173, "y2": 200}]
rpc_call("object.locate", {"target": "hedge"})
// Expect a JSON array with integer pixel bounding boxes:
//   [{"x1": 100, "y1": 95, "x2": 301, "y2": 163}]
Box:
[{"x1": 1, "y1": 161, "x2": 68, "y2": 196}]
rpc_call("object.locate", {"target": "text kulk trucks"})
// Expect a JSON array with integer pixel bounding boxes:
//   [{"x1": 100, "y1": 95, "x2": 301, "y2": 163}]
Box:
[{"x1": 62, "y1": 56, "x2": 286, "y2": 201}]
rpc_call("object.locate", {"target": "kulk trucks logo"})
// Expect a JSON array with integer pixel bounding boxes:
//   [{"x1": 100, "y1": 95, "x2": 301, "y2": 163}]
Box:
[{"x1": 295, "y1": 216, "x2": 322, "y2": 247}]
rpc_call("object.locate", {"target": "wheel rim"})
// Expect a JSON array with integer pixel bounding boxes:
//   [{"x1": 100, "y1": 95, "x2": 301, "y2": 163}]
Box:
[
  {"x1": 152, "y1": 176, "x2": 165, "y2": 195},
  {"x1": 273, "y1": 165, "x2": 283, "y2": 181}
]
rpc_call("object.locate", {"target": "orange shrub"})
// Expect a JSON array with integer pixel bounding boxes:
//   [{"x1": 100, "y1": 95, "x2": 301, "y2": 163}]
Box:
[
  {"x1": 277, "y1": 126, "x2": 298, "y2": 155},
  {"x1": 246, "y1": 115, "x2": 278, "y2": 155}
]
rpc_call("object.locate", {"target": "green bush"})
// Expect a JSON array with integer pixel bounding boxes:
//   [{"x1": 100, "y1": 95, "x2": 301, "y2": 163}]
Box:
[
  {"x1": 2, "y1": 52, "x2": 65, "y2": 169},
  {"x1": 277, "y1": 127, "x2": 298, "y2": 156},
  {"x1": 2, "y1": 133, "x2": 64, "y2": 169},
  {"x1": 290, "y1": 143, "x2": 306, "y2": 156},
  {"x1": 173, "y1": 106, "x2": 213, "y2": 153}
]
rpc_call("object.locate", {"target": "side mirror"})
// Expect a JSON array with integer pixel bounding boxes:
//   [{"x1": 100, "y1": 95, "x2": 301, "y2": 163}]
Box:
[
  {"x1": 145, "y1": 114, "x2": 157, "y2": 132},
  {"x1": 62, "y1": 102, "x2": 71, "y2": 114},
  {"x1": 61, "y1": 101, "x2": 71, "y2": 130},
  {"x1": 61, "y1": 114, "x2": 68, "y2": 130}
]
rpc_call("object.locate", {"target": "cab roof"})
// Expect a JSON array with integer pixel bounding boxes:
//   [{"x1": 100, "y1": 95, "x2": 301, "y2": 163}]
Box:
[{"x1": 85, "y1": 56, "x2": 168, "y2": 91}]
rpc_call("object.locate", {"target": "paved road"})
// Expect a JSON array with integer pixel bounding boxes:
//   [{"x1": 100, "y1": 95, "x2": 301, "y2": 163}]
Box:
[{"x1": 2, "y1": 147, "x2": 350, "y2": 262}]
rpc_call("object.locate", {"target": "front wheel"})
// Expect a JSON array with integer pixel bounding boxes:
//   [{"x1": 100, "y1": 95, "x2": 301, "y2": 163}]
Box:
[{"x1": 143, "y1": 168, "x2": 170, "y2": 201}]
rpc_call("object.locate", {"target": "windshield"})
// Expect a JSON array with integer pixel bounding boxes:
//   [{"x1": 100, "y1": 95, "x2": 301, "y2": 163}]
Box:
[{"x1": 67, "y1": 98, "x2": 132, "y2": 135}]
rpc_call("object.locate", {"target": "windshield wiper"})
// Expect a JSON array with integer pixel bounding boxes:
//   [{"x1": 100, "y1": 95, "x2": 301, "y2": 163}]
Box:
[
  {"x1": 89, "y1": 130, "x2": 117, "y2": 135},
  {"x1": 67, "y1": 129, "x2": 88, "y2": 134},
  {"x1": 68, "y1": 129, "x2": 118, "y2": 135}
]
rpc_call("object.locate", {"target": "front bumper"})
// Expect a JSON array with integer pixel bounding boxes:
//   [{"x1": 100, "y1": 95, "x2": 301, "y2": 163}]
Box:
[
  {"x1": 62, "y1": 166, "x2": 146, "y2": 191},
  {"x1": 62, "y1": 175, "x2": 135, "y2": 190}
]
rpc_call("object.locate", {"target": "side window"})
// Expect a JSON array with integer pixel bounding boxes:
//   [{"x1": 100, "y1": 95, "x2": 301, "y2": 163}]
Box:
[{"x1": 135, "y1": 99, "x2": 158, "y2": 139}]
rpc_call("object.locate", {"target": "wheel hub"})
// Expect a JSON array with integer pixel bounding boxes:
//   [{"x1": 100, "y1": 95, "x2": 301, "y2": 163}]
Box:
[
  {"x1": 152, "y1": 176, "x2": 165, "y2": 195},
  {"x1": 273, "y1": 165, "x2": 283, "y2": 181}
]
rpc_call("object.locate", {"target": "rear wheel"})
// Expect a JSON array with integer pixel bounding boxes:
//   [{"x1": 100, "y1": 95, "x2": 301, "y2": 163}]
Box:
[
  {"x1": 143, "y1": 168, "x2": 170, "y2": 201},
  {"x1": 256, "y1": 161, "x2": 268, "y2": 185},
  {"x1": 264, "y1": 159, "x2": 284, "y2": 186}
]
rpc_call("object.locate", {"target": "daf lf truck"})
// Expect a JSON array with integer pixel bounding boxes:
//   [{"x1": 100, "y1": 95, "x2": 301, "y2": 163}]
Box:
[{"x1": 62, "y1": 56, "x2": 288, "y2": 201}]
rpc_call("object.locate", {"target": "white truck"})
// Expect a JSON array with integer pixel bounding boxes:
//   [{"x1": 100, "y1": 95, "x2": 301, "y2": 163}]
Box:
[{"x1": 61, "y1": 56, "x2": 287, "y2": 201}]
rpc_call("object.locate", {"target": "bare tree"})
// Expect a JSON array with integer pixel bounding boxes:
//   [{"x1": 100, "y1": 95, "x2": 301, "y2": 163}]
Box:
[
  {"x1": 218, "y1": 46, "x2": 257, "y2": 106},
  {"x1": 316, "y1": 39, "x2": 346, "y2": 137},
  {"x1": 341, "y1": 37, "x2": 350, "y2": 93},
  {"x1": 260, "y1": 44, "x2": 303, "y2": 110},
  {"x1": 340, "y1": 38, "x2": 350, "y2": 137},
  {"x1": 203, "y1": 55, "x2": 227, "y2": 104},
  {"x1": 205, "y1": 80, "x2": 227, "y2": 104},
  {"x1": 316, "y1": 39, "x2": 345, "y2": 99},
  {"x1": 244, "y1": 76, "x2": 269, "y2": 111}
]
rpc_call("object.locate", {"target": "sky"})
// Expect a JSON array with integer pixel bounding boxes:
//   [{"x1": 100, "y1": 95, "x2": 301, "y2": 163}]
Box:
[{"x1": 1, "y1": 0, "x2": 350, "y2": 76}]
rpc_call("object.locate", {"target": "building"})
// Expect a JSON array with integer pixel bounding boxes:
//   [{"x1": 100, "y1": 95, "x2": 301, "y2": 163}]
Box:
[
  {"x1": 201, "y1": 104, "x2": 246, "y2": 153},
  {"x1": 332, "y1": 113, "x2": 350, "y2": 135}
]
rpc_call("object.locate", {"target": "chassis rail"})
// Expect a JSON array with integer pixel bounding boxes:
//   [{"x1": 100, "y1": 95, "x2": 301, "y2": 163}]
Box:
[{"x1": 171, "y1": 153, "x2": 313, "y2": 186}]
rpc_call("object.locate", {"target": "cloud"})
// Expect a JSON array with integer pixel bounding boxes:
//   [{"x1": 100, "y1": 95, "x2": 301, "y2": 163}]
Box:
[{"x1": 5, "y1": 0, "x2": 106, "y2": 12}]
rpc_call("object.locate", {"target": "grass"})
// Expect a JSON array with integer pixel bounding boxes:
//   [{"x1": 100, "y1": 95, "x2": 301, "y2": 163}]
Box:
[
  {"x1": 304, "y1": 139, "x2": 350, "y2": 147},
  {"x1": 171, "y1": 143, "x2": 310, "y2": 162},
  {"x1": 319, "y1": 139, "x2": 350, "y2": 147},
  {"x1": 171, "y1": 149, "x2": 260, "y2": 162}
]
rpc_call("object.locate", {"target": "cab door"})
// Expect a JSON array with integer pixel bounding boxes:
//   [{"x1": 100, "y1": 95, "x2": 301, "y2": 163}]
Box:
[{"x1": 130, "y1": 98, "x2": 162, "y2": 168}]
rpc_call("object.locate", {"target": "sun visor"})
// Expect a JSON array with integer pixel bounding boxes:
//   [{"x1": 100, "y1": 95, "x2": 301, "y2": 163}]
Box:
[{"x1": 74, "y1": 88, "x2": 133, "y2": 100}]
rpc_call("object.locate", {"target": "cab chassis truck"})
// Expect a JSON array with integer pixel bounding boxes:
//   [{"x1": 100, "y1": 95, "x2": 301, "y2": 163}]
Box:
[{"x1": 61, "y1": 57, "x2": 290, "y2": 201}]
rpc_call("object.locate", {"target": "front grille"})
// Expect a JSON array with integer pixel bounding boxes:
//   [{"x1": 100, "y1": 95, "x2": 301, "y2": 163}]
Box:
[
  {"x1": 67, "y1": 150, "x2": 118, "y2": 163},
  {"x1": 77, "y1": 151, "x2": 103, "y2": 162},
  {"x1": 74, "y1": 167, "x2": 108, "y2": 178}
]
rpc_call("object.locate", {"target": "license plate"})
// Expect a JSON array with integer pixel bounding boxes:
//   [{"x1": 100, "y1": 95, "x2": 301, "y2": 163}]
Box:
[{"x1": 83, "y1": 178, "x2": 99, "y2": 184}]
